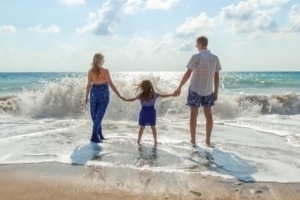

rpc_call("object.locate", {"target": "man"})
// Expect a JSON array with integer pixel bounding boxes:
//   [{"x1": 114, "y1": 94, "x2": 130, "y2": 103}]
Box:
[{"x1": 174, "y1": 36, "x2": 221, "y2": 146}]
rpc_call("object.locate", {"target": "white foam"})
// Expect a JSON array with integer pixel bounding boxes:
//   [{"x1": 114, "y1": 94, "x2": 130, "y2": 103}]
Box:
[
  {"x1": 1, "y1": 72, "x2": 300, "y2": 183},
  {"x1": 1, "y1": 115, "x2": 300, "y2": 183}
]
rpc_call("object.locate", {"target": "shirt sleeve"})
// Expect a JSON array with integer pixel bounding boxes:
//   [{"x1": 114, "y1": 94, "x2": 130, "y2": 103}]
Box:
[
  {"x1": 186, "y1": 55, "x2": 198, "y2": 70},
  {"x1": 216, "y1": 56, "x2": 222, "y2": 72},
  {"x1": 155, "y1": 93, "x2": 160, "y2": 99}
]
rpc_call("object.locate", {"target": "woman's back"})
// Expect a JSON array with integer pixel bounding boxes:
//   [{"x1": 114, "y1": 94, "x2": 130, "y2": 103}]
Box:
[{"x1": 90, "y1": 68, "x2": 107, "y2": 84}]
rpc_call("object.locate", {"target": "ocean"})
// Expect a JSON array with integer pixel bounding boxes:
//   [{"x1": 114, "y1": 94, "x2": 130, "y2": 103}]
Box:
[{"x1": 0, "y1": 71, "x2": 300, "y2": 186}]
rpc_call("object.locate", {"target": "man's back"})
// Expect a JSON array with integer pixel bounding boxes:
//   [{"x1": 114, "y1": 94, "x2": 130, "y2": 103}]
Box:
[{"x1": 187, "y1": 50, "x2": 221, "y2": 96}]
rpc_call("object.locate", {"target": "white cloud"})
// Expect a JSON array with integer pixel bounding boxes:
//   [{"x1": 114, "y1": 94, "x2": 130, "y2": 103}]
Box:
[
  {"x1": 154, "y1": 33, "x2": 173, "y2": 51},
  {"x1": 145, "y1": 0, "x2": 179, "y2": 11},
  {"x1": 77, "y1": 0, "x2": 123, "y2": 35},
  {"x1": 0, "y1": 25, "x2": 17, "y2": 34},
  {"x1": 27, "y1": 24, "x2": 61, "y2": 33},
  {"x1": 175, "y1": 13, "x2": 215, "y2": 37},
  {"x1": 287, "y1": 4, "x2": 300, "y2": 32},
  {"x1": 88, "y1": 12, "x2": 97, "y2": 21},
  {"x1": 62, "y1": 0, "x2": 84, "y2": 5},
  {"x1": 123, "y1": 0, "x2": 142, "y2": 14},
  {"x1": 255, "y1": 14, "x2": 278, "y2": 32},
  {"x1": 178, "y1": 41, "x2": 194, "y2": 52},
  {"x1": 220, "y1": 0, "x2": 290, "y2": 34}
]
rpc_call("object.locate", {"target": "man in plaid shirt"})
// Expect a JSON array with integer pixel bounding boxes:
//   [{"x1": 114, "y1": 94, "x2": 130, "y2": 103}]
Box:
[{"x1": 174, "y1": 36, "x2": 222, "y2": 146}]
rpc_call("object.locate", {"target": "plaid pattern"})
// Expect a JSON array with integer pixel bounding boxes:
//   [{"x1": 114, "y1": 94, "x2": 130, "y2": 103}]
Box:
[
  {"x1": 187, "y1": 90, "x2": 215, "y2": 108},
  {"x1": 187, "y1": 50, "x2": 221, "y2": 96}
]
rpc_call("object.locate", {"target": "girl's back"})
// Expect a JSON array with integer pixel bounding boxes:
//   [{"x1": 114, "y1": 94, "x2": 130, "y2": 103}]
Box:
[{"x1": 140, "y1": 93, "x2": 159, "y2": 107}]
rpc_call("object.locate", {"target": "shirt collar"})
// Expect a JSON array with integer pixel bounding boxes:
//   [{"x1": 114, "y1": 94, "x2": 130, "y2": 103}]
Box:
[{"x1": 198, "y1": 49, "x2": 210, "y2": 53}]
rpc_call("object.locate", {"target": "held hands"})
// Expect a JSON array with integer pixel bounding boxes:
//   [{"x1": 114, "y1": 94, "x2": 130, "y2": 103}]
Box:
[{"x1": 173, "y1": 88, "x2": 181, "y2": 97}]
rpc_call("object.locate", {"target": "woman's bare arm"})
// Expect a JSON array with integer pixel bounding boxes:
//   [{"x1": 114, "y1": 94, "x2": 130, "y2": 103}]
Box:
[
  {"x1": 85, "y1": 70, "x2": 92, "y2": 104},
  {"x1": 124, "y1": 96, "x2": 139, "y2": 102},
  {"x1": 105, "y1": 69, "x2": 123, "y2": 99}
]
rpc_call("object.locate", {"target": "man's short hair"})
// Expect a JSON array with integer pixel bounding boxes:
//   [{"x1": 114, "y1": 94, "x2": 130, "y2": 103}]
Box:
[{"x1": 197, "y1": 36, "x2": 208, "y2": 47}]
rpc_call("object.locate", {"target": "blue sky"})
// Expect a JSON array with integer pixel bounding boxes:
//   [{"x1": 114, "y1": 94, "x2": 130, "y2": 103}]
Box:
[{"x1": 0, "y1": 0, "x2": 299, "y2": 72}]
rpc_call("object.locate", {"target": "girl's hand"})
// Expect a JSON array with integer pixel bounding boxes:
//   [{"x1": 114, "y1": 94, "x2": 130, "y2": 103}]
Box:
[{"x1": 85, "y1": 97, "x2": 89, "y2": 104}]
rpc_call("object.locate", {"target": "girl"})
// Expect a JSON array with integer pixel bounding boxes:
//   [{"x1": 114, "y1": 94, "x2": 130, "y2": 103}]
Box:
[
  {"x1": 124, "y1": 80, "x2": 175, "y2": 145},
  {"x1": 85, "y1": 53, "x2": 124, "y2": 143}
]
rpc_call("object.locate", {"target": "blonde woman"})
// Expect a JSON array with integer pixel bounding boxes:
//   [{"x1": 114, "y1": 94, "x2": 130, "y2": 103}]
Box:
[{"x1": 85, "y1": 53, "x2": 124, "y2": 143}]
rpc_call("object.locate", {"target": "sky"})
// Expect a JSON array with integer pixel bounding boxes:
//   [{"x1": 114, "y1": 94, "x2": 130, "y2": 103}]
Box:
[{"x1": 0, "y1": 0, "x2": 299, "y2": 72}]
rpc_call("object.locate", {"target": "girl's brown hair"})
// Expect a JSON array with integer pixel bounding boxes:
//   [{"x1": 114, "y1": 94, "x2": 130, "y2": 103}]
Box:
[
  {"x1": 135, "y1": 80, "x2": 155, "y2": 101},
  {"x1": 91, "y1": 53, "x2": 104, "y2": 76}
]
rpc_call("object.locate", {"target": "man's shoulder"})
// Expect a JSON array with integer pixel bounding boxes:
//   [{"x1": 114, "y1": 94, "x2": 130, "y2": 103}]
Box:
[{"x1": 205, "y1": 51, "x2": 219, "y2": 60}]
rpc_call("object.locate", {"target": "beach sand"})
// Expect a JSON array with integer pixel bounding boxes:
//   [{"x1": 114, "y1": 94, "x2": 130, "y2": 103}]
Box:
[{"x1": 0, "y1": 163, "x2": 299, "y2": 200}]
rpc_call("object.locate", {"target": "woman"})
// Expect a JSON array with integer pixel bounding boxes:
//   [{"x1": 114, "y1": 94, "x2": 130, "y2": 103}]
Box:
[{"x1": 85, "y1": 53, "x2": 124, "y2": 143}]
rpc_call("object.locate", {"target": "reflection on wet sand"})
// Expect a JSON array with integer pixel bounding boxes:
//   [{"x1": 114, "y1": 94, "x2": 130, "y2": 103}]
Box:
[{"x1": 134, "y1": 145, "x2": 158, "y2": 167}]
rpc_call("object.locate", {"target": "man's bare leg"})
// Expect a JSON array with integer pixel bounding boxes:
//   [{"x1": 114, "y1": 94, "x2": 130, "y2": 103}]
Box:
[
  {"x1": 190, "y1": 107, "x2": 198, "y2": 144},
  {"x1": 138, "y1": 126, "x2": 145, "y2": 145},
  {"x1": 203, "y1": 107, "x2": 213, "y2": 146}
]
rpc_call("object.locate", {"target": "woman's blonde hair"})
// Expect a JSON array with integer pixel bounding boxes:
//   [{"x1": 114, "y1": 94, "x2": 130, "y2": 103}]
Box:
[
  {"x1": 91, "y1": 53, "x2": 104, "y2": 76},
  {"x1": 135, "y1": 80, "x2": 155, "y2": 101}
]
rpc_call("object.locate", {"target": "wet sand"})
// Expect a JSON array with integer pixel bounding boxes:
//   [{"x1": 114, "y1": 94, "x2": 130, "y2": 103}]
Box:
[{"x1": 0, "y1": 163, "x2": 299, "y2": 200}]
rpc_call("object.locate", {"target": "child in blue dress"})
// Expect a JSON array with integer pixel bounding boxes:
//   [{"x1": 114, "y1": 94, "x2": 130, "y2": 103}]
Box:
[{"x1": 124, "y1": 80, "x2": 175, "y2": 145}]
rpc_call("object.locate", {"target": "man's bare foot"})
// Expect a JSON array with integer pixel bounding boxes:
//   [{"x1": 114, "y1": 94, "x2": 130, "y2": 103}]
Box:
[{"x1": 205, "y1": 139, "x2": 211, "y2": 146}]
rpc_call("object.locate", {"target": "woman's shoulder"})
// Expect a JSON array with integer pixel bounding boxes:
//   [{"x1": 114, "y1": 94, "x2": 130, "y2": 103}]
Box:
[{"x1": 101, "y1": 68, "x2": 109, "y2": 74}]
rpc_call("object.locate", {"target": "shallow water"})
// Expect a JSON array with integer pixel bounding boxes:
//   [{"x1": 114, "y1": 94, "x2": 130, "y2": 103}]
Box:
[{"x1": 0, "y1": 72, "x2": 300, "y2": 183}]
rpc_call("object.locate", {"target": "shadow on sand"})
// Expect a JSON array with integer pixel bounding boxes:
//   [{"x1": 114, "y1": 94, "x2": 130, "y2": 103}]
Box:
[
  {"x1": 70, "y1": 142, "x2": 102, "y2": 165},
  {"x1": 192, "y1": 144, "x2": 257, "y2": 182}
]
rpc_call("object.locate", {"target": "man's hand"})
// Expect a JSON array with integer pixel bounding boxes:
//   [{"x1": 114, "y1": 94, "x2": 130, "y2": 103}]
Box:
[
  {"x1": 174, "y1": 88, "x2": 181, "y2": 97},
  {"x1": 213, "y1": 92, "x2": 218, "y2": 101}
]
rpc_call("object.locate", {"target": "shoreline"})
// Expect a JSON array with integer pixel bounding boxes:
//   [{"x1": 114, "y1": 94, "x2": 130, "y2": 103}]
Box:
[{"x1": 1, "y1": 163, "x2": 299, "y2": 200}]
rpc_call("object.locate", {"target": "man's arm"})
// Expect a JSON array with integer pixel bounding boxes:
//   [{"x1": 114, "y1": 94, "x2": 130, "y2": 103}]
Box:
[
  {"x1": 214, "y1": 72, "x2": 219, "y2": 100},
  {"x1": 174, "y1": 68, "x2": 193, "y2": 96},
  {"x1": 214, "y1": 56, "x2": 221, "y2": 101}
]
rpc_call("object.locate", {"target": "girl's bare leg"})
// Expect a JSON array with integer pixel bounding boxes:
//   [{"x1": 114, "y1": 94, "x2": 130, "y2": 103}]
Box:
[
  {"x1": 150, "y1": 126, "x2": 157, "y2": 145},
  {"x1": 138, "y1": 126, "x2": 145, "y2": 145}
]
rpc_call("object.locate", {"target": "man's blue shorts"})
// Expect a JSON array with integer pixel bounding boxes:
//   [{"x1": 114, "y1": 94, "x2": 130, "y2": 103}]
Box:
[{"x1": 187, "y1": 90, "x2": 215, "y2": 108}]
